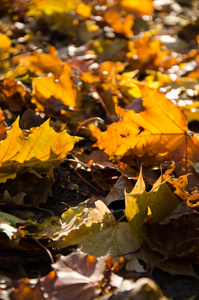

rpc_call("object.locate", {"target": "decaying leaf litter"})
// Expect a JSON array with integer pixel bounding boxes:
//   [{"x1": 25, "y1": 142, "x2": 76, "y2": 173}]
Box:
[{"x1": 0, "y1": 0, "x2": 199, "y2": 299}]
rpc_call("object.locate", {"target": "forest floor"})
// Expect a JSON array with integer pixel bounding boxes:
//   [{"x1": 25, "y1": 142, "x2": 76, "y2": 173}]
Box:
[{"x1": 1, "y1": 0, "x2": 199, "y2": 299}]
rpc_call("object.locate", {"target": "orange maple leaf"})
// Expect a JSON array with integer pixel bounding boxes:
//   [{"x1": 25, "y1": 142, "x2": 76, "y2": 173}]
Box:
[
  {"x1": 31, "y1": 62, "x2": 80, "y2": 112},
  {"x1": 89, "y1": 84, "x2": 199, "y2": 172}
]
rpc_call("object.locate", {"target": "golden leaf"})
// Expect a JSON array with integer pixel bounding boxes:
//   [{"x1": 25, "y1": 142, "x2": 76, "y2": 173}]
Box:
[
  {"x1": 120, "y1": 0, "x2": 154, "y2": 15},
  {"x1": 32, "y1": 62, "x2": 79, "y2": 111},
  {"x1": 0, "y1": 33, "x2": 11, "y2": 52},
  {"x1": 125, "y1": 168, "x2": 180, "y2": 244},
  {"x1": 0, "y1": 118, "x2": 81, "y2": 182},
  {"x1": 28, "y1": 0, "x2": 81, "y2": 15},
  {"x1": 13, "y1": 45, "x2": 62, "y2": 77},
  {"x1": 89, "y1": 84, "x2": 199, "y2": 171}
]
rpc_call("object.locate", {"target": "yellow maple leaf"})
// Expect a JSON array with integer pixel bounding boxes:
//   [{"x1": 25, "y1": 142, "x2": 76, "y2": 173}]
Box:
[
  {"x1": 125, "y1": 168, "x2": 180, "y2": 244},
  {"x1": 28, "y1": 0, "x2": 81, "y2": 15},
  {"x1": 44, "y1": 200, "x2": 142, "y2": 271},
  {"x1": 0, "y1": 118, "x2": 81, "y2": 182},
  {"x1": 32, "y1": 62, "x2": 79, "y2": 111},
  {"x1": 0, "y1": 33, "x2": 11, "y2": 53},
  {"x1": 12, "y1": 45, "x2": 62, "y2": 78}
]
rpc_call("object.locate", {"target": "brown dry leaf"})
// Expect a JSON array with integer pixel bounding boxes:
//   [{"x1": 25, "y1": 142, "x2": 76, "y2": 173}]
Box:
[
  {"x1": 141, "y1": 246, "x2": 198, "y2": 277},
  {"x1": 0, "y1": 107, "x2": 7, "y2": 141},
  {"x1": 32, "y1": 62, "x2": 79, "y2": 112},
  {"x1": 0, "y1": 78, "x2": 30, "y2": 112},
  {"x1": 0, "y1": 118, "x2": 81, "y2": 182},
  {"x1": 1, "y1": 169, "x2": 54, "y2": 206},
  {"x1": 89, "y1": 84, "x2": 199, "y2": 172},
  {"x1": 42, "y1": 249, "x2": 108, "y2": 300},
  {"x1": 0, "y1": 250, "x2": 164, "y2": 300},
  {"x1": 8, "y1": 279, "x2": 45, "y2": 300},
  {"x1": 165, "y1": 175, "x2": 189, "y2": 201},
  {"x1": 143, "y1": 212, "x2": 199, "y2": 259},
  {"x1": 105, "y1": 175, "x2": 133, "y2": 205}
]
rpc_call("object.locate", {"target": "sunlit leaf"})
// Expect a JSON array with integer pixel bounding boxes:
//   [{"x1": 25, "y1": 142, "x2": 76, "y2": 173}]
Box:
[
  {"x1": 125, "y1": 168, "x2": 149, "y2": 244},
  {"x1": 36, "y1": 200, "x2": 142, "y2": 271},
  {"x1": 89, "y1": 84, "x2": 199, "y2": 171},
  {"x1": 32, "y1": 62, "x2": 79, "y2": 111},
  {"x1": 0, "y1": 33, "x2": 11, "y2": 52},
  {"x1": 119, "y1": 0, "x2": 154, "y2": 15},
  {"x1": 51, "y1": 200, "x2": 116, "y2": 248},
  {"x1": 127, "y1": 31, "x2": 161, "y2": 64},
  {"x1": 104, "y1": 8, "x2": 134, "y2": 38},
  {"x1": 28, "y1": 0, "x2": 81, "y2": 16},
  {"x1": 125, "y1": 168, "x2": 180, "y2": 244},
  {"x1": 13, "y1": 45, "x2": 63, "y2": 78},
  {"x1": 0, "y1": 118, "x2": 81, "y2": 182}
]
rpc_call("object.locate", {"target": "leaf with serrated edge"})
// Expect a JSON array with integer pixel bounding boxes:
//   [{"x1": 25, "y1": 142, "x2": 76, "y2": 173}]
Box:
[
  {"x1": 125, "y1": 167, "x2": 180, "y2": 244},
  {"x1": 0, "y1": 118, "x2": 82, "y2": 182}
]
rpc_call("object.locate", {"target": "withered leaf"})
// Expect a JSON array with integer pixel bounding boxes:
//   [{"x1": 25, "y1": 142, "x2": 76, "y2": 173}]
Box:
[
  {"x1": 0, "y1": 78, "x2": 29, "y2": 112},
  {"x1": 42, "y1": 249, "x2": 107, "y2": 300}
]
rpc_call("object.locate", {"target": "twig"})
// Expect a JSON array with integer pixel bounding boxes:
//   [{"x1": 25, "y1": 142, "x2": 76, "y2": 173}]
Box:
[
  {"x1": 35, "y1": 239, "x2": 55, "y2": 264},
  {"x1": 0, "y1": 46, "x2": 42, "y2": 62},
  {"x1": 71, "y1": 65, "x2": 115, "y2": 123}
]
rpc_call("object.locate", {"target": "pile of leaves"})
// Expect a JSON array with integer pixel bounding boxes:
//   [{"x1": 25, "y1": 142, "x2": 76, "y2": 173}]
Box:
[{"x1": 0, "y1": 0, "x2": 199, "y2": 299}]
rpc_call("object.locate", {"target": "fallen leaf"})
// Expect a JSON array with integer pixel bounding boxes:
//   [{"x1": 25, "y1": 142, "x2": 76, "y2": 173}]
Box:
[
  {"x1": 0, "y1": 78, "x2": 30, "y2": 112},
  {"x1": 104, "y1": 9, "x2": 134, "y2": 38},
  {"x1": 105, "y1": 175, "x2": 133, "y2": 205},
  {"x1": 125, "y1": 168, "x2": 180, "y2": 244},
  {"x1": 13, "y1": 45, "x2": 63, "y2": 77},
  {"x1": 119, "y1": 0, "x2": 154, "y2": 15},
  {"x1": 8, "y1": 279, "x2": 45, "y2": 300},
  {"x1": 0, "y1": 33, "x2": 11, "y2": 52},
  {"x1": 141, "y1": 247, "x2": 198, "y2": 277},
  {"x1": 143, "y1": 213, "x2": 199, "y2": 258},
  {"x1": 1, "y1": 169, "x2": 54, "y2": 206},
  {"x1": 42, "y1": 249, "x2": 108, "y2": 300},
  {"x1": 0, "y1": 107, "x2": 7, "y2": 141},
  {"x1": 89, "y1": 84, "x2": 199, "y2": 173},
  {"x1": 34, "y1": 200, "x2": 142, "y2": 272},
  {"x1": 28, "y1": 0, "x2": 81, "y2": 15},
  {"x1": 0, "y1": 211, "x2": 25, "y2": 225},
  {"x1": 32, "y1": 62, "x2": 80, "y2": 112},
  {"x1": 0, "y1": 118, "x2": 81, "y2": 182}
]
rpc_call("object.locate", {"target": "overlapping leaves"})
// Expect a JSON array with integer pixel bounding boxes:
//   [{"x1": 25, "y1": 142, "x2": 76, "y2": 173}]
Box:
[
  {"x1": 89, "y1": 84, "x2": 199, "y2": 172},
  {"x1": 1, "y1": 0, "x2": 199, "y2": 299}
]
